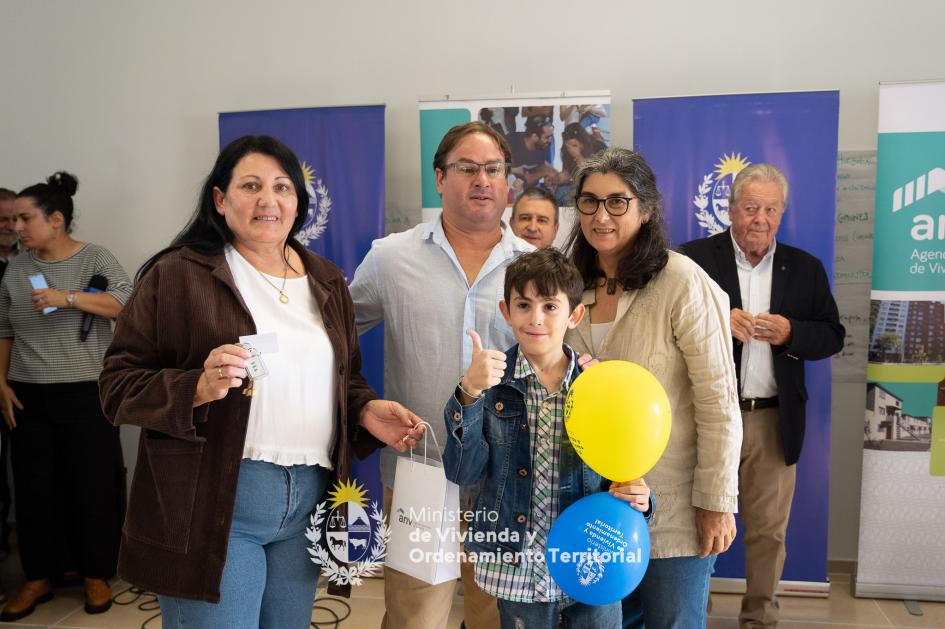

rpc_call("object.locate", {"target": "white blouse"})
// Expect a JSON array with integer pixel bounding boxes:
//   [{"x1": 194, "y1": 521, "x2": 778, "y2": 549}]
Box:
[
  {"x1": 590, "y1": 321, "x2": 614, "y2": 355},
  {"x1": 225, "y1": 246, "x2": 336, "y2": 468}
]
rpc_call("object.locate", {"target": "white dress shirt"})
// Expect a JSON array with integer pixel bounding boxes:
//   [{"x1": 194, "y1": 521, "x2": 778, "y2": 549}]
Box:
[
  {"x1": 731, "y1": 230, "x2": 778, "y2": 399},
  {"x1": 349, "y1": 212, "x2": 533, "y2": 486}
]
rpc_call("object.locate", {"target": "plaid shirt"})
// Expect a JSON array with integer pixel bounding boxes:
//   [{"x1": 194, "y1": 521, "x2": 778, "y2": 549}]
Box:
[{"x1": 474, "y1": 346, "x2": 577, "y2": 603}]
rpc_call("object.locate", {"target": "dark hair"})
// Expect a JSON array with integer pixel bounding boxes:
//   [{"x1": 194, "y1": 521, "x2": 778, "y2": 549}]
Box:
[
  {"x1": 0, "y1": 188, "x2": 15, "y2": 201},
  {"x1": 512, "y1": 186, "x2": 559, "y2": 224},
  {"x1": 138, "y1": 135, "x2": 308, "y2": 280},
  {"x1": 432, "y1": 122, "x2": 512, "y2": 173},
  {"x1": 504, "y1": 248, "x2": 584, "y2": 312},
  {"x1": 560, "y1": 123, "x2": 601, "y2": 175},
  {"x1": 17, "y1": 171, "x2": 79, "y2": 233},
  {"x1": 524, "y1": 115, "x2": 551, "y2": 137},
  {"x1": 564, "y1": 147, "x2": 669, "y2": 291}
]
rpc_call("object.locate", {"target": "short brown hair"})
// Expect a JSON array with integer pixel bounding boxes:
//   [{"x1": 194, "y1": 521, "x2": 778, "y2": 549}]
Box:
[
  {"x1": 0, "y1": 188, "x2": 15, "y2": 201},
  {"x1": 504, "y1": 248, "x2": 584, "y2": 312},
  {"x1": 433, "y1": 122, "x2": 512, "y2": 173}
]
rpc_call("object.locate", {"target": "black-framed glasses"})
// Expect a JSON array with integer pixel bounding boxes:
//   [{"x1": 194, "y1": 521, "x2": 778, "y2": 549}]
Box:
[
  {"x1": 576, "y1": 195, "x2": 636, "y2": 216},
  {"x1": 443, "y1": 161, "x2": 512, "y2": 180}
]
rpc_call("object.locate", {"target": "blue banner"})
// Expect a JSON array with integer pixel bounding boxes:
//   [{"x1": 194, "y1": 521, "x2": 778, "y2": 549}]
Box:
[
  {"x1": 219, "y1": 105, "x2": 386, "y2": 502},
  {"x1": 634, "y1": 92, "x2": 839, "y2": 586}
]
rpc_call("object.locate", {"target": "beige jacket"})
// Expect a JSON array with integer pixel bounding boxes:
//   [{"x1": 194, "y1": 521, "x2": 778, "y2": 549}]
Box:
[{"x1": 565, "y1": 251, "x2": 742, "y2": 558}]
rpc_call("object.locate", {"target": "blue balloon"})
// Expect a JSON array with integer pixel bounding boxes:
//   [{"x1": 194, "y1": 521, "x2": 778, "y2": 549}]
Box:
[{"x1": 545, "y1": 492, "x2": 650, "y2": 606}]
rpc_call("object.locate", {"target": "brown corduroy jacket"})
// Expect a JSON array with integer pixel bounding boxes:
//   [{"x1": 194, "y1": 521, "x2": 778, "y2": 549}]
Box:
[{"x1": 99, "y1": 243, "x2": 383, "y2": 602}]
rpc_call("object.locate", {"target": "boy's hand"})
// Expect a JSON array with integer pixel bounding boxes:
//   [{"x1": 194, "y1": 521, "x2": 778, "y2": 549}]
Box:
[
  {"x1": 461, "y1": 330, "x2": 507, "y2": 398},
  {"x1": 577, "y1": 353, "x2": 599, "y2": 371},
  {"x1": 609, "y1": 478, "x2": 650, "y2": 512}
]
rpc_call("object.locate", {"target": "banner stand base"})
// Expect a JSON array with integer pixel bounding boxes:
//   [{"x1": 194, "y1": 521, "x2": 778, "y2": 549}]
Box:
[
  {"x1": 854, "y1": 579, "x2": 945, "y2": 602},
  {"x1": 711, "y1": 577, "x2": 830, "y2": 598}
]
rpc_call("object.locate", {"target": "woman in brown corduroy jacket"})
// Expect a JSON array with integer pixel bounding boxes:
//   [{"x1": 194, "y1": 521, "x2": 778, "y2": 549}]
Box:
[{"x1": 99, "y1": 135, "x2": 424, "y2": 628}]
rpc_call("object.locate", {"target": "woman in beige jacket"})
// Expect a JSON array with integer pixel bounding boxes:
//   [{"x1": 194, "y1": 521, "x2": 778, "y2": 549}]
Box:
[{"x1": 564, "y1": 147, "x2": 742, "y2": 629}]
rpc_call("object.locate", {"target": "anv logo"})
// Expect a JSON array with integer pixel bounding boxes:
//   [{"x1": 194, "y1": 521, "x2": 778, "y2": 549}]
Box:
[{"x1": 892, "y1": 167, "x2": 945, "y2": 212}]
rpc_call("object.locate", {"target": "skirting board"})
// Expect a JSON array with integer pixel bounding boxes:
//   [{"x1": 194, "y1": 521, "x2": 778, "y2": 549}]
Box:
[
  {"x1": 712, "y1": 577, "x2": 830, "y2": 597},
  {"x1": 854, "y1": 580, "x2": 945, "y2": 602}
]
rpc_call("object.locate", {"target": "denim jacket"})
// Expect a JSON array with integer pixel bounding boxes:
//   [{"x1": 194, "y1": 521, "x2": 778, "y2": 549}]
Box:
[{"x1": 443, "y1": 344, "x2": 637, "y2": 559}]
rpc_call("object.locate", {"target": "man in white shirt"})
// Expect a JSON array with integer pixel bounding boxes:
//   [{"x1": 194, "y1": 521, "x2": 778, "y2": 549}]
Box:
[
  {"x1": 679, "y1": 164, "x2": 844, "y2": 628},
  {"x1": 350, "y1": 122, "x2": 532, "y2": 629}
]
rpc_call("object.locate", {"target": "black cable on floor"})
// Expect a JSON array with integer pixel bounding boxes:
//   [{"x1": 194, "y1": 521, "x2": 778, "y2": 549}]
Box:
[
  {"x1": 109, "y1": 584, "x2": 354, "y2": 628},
  {"x1": 311, "y1": 595, "x2": 352, "y2": 628},
  {"x1": 111, "y1": 584, "x2": 161, "y2": 629}
]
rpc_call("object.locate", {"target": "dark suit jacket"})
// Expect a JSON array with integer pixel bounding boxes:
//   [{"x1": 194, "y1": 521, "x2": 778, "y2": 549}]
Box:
[{"x1": 678, "y1": 230, "x2": 844, "y2": 465}]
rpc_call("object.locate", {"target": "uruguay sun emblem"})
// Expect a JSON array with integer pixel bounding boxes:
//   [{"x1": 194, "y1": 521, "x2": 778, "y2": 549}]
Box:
[
  {"x1": 306, "y1": 478, "x2": 389, "y2": 586},
  {"x1": 693, "y1": 152, "x2": 751, "y2": 235},
  {"x1": 294, "y1": 161, "x2": 333, "y2": 246}
]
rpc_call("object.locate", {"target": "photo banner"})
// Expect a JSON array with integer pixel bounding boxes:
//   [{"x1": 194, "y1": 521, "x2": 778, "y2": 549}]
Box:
[
  {"x1": 219, "y1": 105, "x2": 386, "y2": 503},
  {"x1": 856, "y1": 81, "x2": 945, "y2": 601},
  {"x1": 634, "y1": 91, "x2": 840, "y2": 592},
  {"x1": 419, "y1": 94, "x2": 611, "y2": 247}
]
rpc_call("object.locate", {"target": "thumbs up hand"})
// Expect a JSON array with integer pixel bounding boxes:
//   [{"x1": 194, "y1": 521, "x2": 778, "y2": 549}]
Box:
[{"x1": 459, "y1": 330, "x2": 507, "y2": 403}]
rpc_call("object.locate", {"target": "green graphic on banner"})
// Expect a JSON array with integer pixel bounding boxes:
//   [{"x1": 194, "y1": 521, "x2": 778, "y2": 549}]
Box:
[
  {"x1": 933, "y1": 407, "x2": 945, "y2": 476},
  {"x1": 873, "y1": 131, "x2": 945, "y2": 291},
  {"x1": 420, "y1": 108, "x2": 471, "y2": 209}
]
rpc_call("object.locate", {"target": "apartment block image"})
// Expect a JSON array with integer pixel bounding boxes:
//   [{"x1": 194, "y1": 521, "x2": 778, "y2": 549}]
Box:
[
  {"x1": 864, "y1": 383, "x2": 931, "y2": 451},
  {"x1": 868, "y1": 300, "x2": 945, "y2": 363}
]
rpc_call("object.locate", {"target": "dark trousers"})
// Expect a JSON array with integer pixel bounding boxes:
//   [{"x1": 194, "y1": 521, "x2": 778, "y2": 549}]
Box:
[
  {"x1": 9, "y1": 381, "x2": 123, "y2": 581},
  {"x1": 0, "y1": 419, "x2": 11, "y2": 551}
]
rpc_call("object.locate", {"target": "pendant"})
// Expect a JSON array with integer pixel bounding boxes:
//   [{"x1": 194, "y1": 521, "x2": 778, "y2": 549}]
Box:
[{"x1": 279, "y1": 291, "x2": 289, "y2": 304}]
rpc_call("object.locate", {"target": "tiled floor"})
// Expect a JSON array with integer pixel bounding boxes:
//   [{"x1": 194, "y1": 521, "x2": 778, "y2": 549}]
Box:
[{"x1": 0, "y1": 568, "x2": 942, "y2": 628}]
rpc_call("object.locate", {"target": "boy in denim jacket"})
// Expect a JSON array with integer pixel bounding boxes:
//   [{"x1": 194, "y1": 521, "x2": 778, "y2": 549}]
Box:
[{"x1": 443, "y1": 248, "x2": 652, "y2": 628}]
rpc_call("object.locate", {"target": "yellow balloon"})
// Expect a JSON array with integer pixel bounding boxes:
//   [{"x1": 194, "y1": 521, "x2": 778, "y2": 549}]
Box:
[{"x1": 564, "y1": 360, "x2": 671, "y2": 482}]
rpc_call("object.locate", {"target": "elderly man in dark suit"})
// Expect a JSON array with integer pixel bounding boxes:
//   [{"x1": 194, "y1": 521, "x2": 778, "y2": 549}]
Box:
[{"x1": 679, "y1": 163, "x2": 844, "y2": 628}]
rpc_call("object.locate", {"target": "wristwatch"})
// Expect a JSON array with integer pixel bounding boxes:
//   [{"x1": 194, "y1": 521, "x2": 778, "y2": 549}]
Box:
[{"x1": 66, "y1": 291, "x2": 77, "y2": 307}]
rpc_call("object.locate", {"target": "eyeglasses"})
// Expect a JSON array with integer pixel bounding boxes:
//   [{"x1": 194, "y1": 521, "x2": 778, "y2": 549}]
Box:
[
  {"x1": 576, "y1": 195, "x2": 636, "y2": 216},
  {"x1": 442, "y1": 161, "x2": 511, "y2": 180}
]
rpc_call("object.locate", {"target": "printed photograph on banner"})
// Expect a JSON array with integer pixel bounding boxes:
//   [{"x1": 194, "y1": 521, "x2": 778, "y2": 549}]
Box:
[
  {"x1": 864, "y1": 299, "x2": 944, "y2": 465},
  {"x1": 419, "y1": 96, "x2": 611, "y2": 215},
  {"x1": 477, "y1": 104, "x2": 609, "y2": 206}
]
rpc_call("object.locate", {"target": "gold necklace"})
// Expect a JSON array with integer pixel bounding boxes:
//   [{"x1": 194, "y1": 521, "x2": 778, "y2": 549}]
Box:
[{"x1": 257, "y1": 260, "x2": 290, "y2": 304}]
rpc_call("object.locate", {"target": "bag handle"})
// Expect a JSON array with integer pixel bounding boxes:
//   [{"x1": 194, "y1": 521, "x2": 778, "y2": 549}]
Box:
[{"x1": 409, "y1": 420, "x2": 442, "y2": 465}]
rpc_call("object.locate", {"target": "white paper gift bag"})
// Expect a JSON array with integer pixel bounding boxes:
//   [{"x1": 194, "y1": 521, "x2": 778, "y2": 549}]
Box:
[{"x1": 385, "y1": 425, "x2": 462, "y2": 585}]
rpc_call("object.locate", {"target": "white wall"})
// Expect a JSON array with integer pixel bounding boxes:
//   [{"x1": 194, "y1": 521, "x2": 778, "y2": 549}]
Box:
[{"x1": 2, "y1": 0, "x2": 943, "y2": 564}]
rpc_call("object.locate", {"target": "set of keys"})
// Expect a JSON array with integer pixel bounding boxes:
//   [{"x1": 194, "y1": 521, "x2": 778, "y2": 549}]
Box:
[{"x1": 238, "y1": 343, "x2": 268, "y2": 397}]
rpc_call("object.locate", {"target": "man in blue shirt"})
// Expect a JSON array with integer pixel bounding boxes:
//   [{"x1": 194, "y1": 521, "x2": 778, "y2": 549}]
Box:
[{"x1": 350, "y1": 121, "x2": 532, "y2": 629}]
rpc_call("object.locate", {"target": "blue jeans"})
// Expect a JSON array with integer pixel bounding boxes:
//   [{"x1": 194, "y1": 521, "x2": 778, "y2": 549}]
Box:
[
  {"x1": 622, "y1": 555, "x2": 716, "y2": 629},
  {"x1": 159, "y1": 459, "x2": 330, "y2": 629},
  {"x1": 498, "y1": 598, "x2": 621, "y2": 629}
]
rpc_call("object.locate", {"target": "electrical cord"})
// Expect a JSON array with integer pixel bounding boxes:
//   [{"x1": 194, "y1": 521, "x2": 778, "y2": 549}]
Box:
[
  {"x1": 110, "y1": 584, "x2": 161, "y2": 629},
  {"x1": 109, "y1": 584, "x2": 355, "y2": 628},
  {"x1": 311, "y1": 595, "x2": 352, "y2": 628}
]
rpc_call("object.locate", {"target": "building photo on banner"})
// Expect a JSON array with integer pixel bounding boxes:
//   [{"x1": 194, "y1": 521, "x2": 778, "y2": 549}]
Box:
[
  {"x1": 634, "y1": 90, "x2": 841, "y2": 595},
  {"x1": 856, "y1": 80, "x2": 945, "y2": 603},
  {"x1": 418, "y1": 93, "x2": 611, "y2": 248}
]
